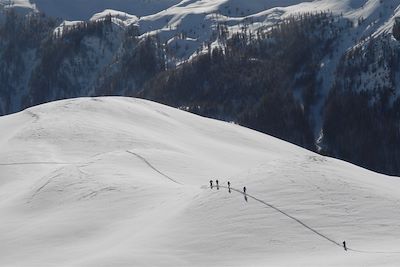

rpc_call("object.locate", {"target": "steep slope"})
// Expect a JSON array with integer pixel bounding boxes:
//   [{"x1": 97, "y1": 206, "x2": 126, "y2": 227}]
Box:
[{"x1": 1, "y1": 97, "x2": 400, "y2": 266}]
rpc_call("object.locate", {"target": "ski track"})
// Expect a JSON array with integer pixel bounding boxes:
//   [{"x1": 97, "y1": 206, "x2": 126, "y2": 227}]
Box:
[
  {"x1": 126, "y1": 150, "x2": 182, "y2": 185},
  {"x1": 31, "y1": 173, "x2": 62, "y2": 198},
  {"x1": 28, "y1": 170, "x2": 65, "y2": 203},
  {"x1": 214, "y1": 185, "x2": 400, "y2": 254},
  {"x1": 0, "y1": 162, "x2": 74, "y2": 166},
  {"x1": 3, "y1": 154, "x2": 399, "y2": 254},
  {"x1": 3, "y1": 97, "x2": 400, "y2": 266}
]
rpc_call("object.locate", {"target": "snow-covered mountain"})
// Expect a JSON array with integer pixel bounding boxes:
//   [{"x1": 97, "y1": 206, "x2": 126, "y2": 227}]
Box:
[
  {"x1": 2, "y1": 0, "x2": 400, "y2": 108},
  {"x1": 1, "y1": 97, "x2": 400, "y2": 266},
  {"x1": 0, "y1": 0, "x2": 398, "y2": 107},
  {"x1": 0, "y1": 0, "x2": 397, "y2": 101}
]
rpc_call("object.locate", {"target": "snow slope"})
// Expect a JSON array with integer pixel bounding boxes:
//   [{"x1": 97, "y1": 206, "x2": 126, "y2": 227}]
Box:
[{"x1": 1, "y1": 97, "x2": 400, "y2": 266}]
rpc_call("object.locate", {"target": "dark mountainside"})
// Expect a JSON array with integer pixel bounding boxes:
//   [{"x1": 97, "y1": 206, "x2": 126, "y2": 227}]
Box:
[{"x1": 1, "y1": 10, "x2": 400, "y2": 176}]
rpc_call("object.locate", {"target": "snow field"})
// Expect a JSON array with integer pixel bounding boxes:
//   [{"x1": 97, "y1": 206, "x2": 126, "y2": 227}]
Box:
[{"x1": 1, "y1": 97, "x2": 400, "y2": 266}]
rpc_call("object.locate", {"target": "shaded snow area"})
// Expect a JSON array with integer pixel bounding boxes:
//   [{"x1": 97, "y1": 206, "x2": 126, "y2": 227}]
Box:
[{"x1": 1, "y1": 97, "x2": 400, "y2": 266}]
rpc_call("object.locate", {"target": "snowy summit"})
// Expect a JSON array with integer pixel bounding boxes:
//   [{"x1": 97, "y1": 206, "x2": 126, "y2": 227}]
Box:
[{"x1": 1, "y1": 97, "x2": 400, "y2": 266}]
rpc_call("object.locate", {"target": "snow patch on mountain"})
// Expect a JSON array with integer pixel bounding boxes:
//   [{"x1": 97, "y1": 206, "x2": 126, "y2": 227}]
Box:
[
  {"x1": 90, "y1": 9, "x2": 138, "y2": 26},
  {"x1": 0, "y1": 0, "x2": 36, "y2": 11}
]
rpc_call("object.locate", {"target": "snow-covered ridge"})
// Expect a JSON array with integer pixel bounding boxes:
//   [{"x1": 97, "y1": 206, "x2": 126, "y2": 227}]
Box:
[
  {"x1": 90, "y1": 9, "x2": 138, "y2": 25},
  {"x1": 6, "y1": 0, "x2": 400, "y2": 65},
  {"x1": 45, "y1": 0, "x2": 400, "y2": 64},
  {"x1": 3, "y1": 0, "x2": 399, "y2": 41},
  {"x1": 1, "y1": 97, "x2": 400, "y2": 266}
]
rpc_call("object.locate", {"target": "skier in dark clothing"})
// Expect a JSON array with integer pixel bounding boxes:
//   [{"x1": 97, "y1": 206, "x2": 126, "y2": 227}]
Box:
[
  {"x1": 243, "y1": 186, "x2": 247, "y2": 194},
  {"x1": 227, "y1": 181, "x2": 231, "y2": 193},
  {"x1": 216, "y1": 180, "x2": 219, "y2": 190},
  {"x1": 343, "y1": 241, "x2": 347, "y2": 251},
  {"x1": 210, "y1": 180, "x2": 213, "y2": 189}
]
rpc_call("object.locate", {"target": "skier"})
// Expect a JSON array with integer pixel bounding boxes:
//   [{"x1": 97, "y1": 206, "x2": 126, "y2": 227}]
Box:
[
  {"x1": 210, "y1": 180, "x2": 213, "y2": 189},
  {"x1": 243, "y1": 186, "x2": 247, "y2": 194},
  {"x1": 228, "y1": 181, "x2": 231, "y2": 193},
  {"x1": 343, "y1": 241, "x2": 347, "y2": 251},
  {"x1": 216, "y1": 179, "x2": 219, "y2": 190}
]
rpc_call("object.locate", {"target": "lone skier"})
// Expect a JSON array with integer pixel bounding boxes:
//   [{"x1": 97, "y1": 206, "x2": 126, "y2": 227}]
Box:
[
  {"x1": 243, "y1": 186, "x2": 247, "y2": 194},
  {"x1": 210, "y1": 180, "x2": 213, "y2": 189},
  {"x1": 228, "y1": 181, "x2": 231, "y2": 193},
  {"x1": 343, "y1": 241, "x2": 347, "y2": 251}
]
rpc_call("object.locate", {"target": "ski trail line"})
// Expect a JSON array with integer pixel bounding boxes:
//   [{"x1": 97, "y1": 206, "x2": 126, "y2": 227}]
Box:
[
  {"x1": 216, "y1": 185, "x2": 342, "y2": 248},
  {"x1": 215, "y1": 185, "x2": 400, "y2": 254},
  {"x1": 126, "y1": 150, "x2": 182, "y2": 185},
  {"x1": 346, "y1": 248, "x2": 400, "y2": 254},
  {"x1": 0, "y1": 162, "x2": 75, "y2": 166}
]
